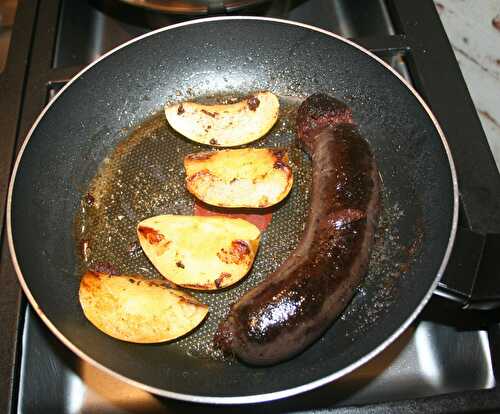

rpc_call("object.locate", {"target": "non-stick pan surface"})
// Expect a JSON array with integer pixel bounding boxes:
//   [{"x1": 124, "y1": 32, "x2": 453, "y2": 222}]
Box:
[{"x1": 8, "y1": 17, "x2": 457, "y2": 403}]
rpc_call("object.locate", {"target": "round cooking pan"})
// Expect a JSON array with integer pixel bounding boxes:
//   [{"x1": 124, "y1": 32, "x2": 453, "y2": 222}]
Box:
[{"x1": 7, "y1": 17, "x2": 457, "y2": 403}]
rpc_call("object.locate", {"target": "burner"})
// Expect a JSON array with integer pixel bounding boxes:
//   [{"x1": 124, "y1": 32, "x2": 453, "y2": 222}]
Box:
[
  {"x1": 117, "y1": 0, "x2": 271, "y2": 15},
  {"x1": 89, "y1": 0, "x2": 291, "y2": 30}
]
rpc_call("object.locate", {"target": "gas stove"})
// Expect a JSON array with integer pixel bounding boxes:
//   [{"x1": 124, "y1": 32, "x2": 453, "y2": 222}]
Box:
[{"x1": 1, "y1": 1, "x2": 500, "y2": 413}]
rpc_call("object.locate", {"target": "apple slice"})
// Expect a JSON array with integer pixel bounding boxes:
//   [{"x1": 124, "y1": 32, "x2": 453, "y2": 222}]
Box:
[
  {"x1": 184, "y1": 148, "x2": 293, "y2": 208},
  {"x1": 164, "y1": 92, "x2": 279, "y2": 147},
  {"x1": 79, "y1": 271, "x2": 208, "y2": 343},
  {"x1": 137, "y1": 215, "x2": 260, "y2": 290}
]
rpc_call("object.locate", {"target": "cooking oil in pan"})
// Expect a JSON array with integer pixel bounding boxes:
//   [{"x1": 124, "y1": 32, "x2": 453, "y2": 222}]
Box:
[{"x1": 74, "y1": 94, "x2": 421, "y2": 360}]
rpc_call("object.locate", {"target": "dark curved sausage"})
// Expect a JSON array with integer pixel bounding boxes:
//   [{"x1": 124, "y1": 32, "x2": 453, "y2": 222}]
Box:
[{"x1": 214, "y1": 94, "x2": 381, "y2": 365}]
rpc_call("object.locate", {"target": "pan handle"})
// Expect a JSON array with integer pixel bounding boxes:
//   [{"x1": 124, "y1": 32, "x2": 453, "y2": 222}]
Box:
[{"x1": 434, "y1": 226, "x2": 500, "y2": 310}]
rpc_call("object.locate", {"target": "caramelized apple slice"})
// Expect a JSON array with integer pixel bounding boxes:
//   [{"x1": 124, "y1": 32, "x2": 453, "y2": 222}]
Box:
[
  {"x1": 165, "y1": 92, "x2": 279, "y2": 147},
  {"x1": 137, "y1": 215, "x2": 260, "y2": 290},
  {"x1": 184, "y1": 148, "x2": 293, "y2": 208},
  {"x1": 79, "y1": 271, "x2": 207, "y2": 343}
]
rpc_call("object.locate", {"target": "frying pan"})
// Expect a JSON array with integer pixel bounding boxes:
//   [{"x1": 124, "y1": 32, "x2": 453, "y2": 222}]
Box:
[{"x1": 7, "y1": 17, "x2": 457, "y2": 403}]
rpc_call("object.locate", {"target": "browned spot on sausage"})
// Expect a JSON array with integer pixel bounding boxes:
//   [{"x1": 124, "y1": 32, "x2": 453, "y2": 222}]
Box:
[
  {"x1": 209, "y1": 138, "x2": 219, "y2": 145},
  {"x1": 177, "y1": 104, "x2": 185, "y2": 115},
  {"x1": 176, "y1": 261, "x2": 185, "y2": 269},
  {"x1": 247, "y1": 96, "x2": 260, "y2": 111},
  {"x1": 215, "y1": 272, "x2": 232, "y2": 288},
  {"x1": 185, "y1": 152, "x2": 214, "y2": 162},
  {"x1": 493, "y1": 15, "x2": 500, "y2": 31},
  {"x1": 202, "y1": 109, "x2": 218, "y2": 118},
  {"x1": 326, "y1": 209, "x2": 366, "y2": 229},
  {"x1": 138, "y1": 226, "x2": 165, "y2": 244}
]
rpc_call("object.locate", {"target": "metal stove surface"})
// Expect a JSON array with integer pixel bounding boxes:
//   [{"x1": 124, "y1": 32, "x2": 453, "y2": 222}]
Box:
[{"x1": 18, "y1": 304, "x2": 494, "y2": 413}]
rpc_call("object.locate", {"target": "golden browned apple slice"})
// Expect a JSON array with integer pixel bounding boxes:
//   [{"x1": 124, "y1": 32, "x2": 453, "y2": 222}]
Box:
[
  {"x1": 79, "y1": 271, "x2": 208, "y2": 343},
  {"x1": 164, "y1": 92, "x2": 279, "y2": 147},
  {"x1": 184, "y1": 148, "x2": 293, "y2": 208},
  {"x1": 137, "y1": 215, "x2": 260, "y2": 290}
]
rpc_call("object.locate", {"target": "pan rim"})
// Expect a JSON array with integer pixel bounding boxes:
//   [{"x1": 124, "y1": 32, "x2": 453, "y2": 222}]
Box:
[{"x1": 7, "y1": 15, "x2": 459, "y2": 404}]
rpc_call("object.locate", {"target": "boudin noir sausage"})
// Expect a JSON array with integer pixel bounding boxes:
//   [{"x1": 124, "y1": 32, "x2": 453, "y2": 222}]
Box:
[{"x1": 214, "y1": 94, "x2": 381, "y2": 365}]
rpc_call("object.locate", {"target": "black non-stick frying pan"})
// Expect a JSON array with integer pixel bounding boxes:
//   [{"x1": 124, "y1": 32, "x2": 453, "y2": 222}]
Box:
[{"x1": 7, "y1": 17, "x2": 457, "y2": 403}]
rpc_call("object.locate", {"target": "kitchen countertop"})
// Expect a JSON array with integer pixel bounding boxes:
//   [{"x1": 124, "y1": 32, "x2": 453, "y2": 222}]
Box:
[{"x1": 435, "y1": 0, "x2": 500, "y2": 172}]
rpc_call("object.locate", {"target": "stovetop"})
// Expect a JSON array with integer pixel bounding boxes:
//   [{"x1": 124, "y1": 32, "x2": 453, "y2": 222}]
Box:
[{"x1": 2, "y1": 1, "x2": 500, "y2": 413}]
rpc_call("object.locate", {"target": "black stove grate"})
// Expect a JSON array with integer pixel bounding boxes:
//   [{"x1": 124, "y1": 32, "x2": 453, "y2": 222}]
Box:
[{"x1": 1, "y1": 0, "x2": 500, "y2": 412}]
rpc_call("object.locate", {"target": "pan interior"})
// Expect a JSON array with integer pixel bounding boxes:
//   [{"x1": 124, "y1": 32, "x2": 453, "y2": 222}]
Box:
[
  {"x1": 75, "y1": 96, "x2": 312, "y2": 361},
  {"x1": 74, "y1": 94, "x2": 413, "y2": 362},
  {"x1": 10, "y1": 18, "x2": 455, "y2": 401}
]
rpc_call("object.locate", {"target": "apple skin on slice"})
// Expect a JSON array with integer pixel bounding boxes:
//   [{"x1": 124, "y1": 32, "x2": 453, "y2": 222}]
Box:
[
  {"x1": 165, "y1": 92, "x2": 279, "y2": 147},
  {"x1": 137, "y1": 215, "x2": 261, "y2": 290},
  {"x1": 79, "y1": 271, "x2": 208, "y2": 343}
]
